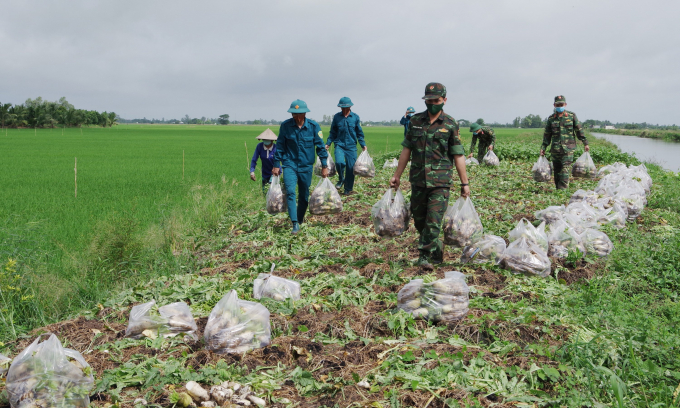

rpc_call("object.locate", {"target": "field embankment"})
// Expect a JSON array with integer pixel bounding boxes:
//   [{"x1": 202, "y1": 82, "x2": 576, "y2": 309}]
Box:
[
  {"x1": 1, "y1": 127, "x2": 679, "y2": 407},
  {"x1": 593, "y1": 127, "x2": 680, "y2": 142}
]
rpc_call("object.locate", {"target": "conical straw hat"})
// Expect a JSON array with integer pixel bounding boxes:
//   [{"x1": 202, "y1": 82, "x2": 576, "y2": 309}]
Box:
[{"x1": 256, "y1": 128, "x2": 278, "y2": 141}]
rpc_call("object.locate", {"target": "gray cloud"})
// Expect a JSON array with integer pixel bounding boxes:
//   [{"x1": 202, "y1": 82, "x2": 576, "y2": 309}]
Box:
[{"x1": 1, "y1": 0, "x2": 678, "y2": 124}]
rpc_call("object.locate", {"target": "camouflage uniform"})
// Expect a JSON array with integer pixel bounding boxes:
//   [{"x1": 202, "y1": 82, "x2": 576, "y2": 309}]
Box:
[
  {"x1": 470, "y1": 126, "x2": 496, "y2": 162},
  {"x1": 541, "y1": 95, "x2": 588, "y2": 189},
  {"x1": 402, "y1": 83, "x2": 466, "y2": 262}
]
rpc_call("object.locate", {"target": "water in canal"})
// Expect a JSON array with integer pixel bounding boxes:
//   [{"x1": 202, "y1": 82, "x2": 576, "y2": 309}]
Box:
[{"x1": 592, "y1": 132, "x2": 680, "y2": 173}]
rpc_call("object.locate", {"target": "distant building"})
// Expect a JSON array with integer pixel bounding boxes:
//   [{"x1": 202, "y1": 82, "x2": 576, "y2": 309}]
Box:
[
  {"x1": 592, "y1": 125, "x2": 601, "y2": 129},
  {"x1": 605, "y1": 125, "x2": 616, "y2": 130}
]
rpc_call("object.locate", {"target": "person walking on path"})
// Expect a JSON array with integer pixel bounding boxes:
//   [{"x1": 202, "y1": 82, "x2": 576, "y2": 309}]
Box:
[
  {"x1": 272, "y1": 99, "x2": 329, "y2": 234},
  {"x1": 325, "y1": 97, "x2": 366, "y2": 194},
  {"x1": 468, "y1": 123, "x2": 496, "y2": 163},
  {"x1": 540, "y1": 95, "x2": 589, "y2": 189},
  {"x1": 400, "y1": 106, "x2": 416, "y2": 135},
  {"x1": 390, "y1": 82, "x2": 470, "y2": 270},
  {"x1": 249, "y1": 128, "x2": 281, "y2": 194}
]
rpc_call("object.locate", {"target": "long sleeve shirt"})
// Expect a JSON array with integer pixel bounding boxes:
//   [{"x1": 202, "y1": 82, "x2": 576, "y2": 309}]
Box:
[
  {"x1": 273, "y1": 118, "x2": 328, "y2": 170},
  {"x1": 250, "y1": 142, "x2": 280, "y2": 176},
  {"x1": 541, "y1": 111, "x2": 587, "y2": 156},
  {"x1": 470, "y1": 126, "x2": 496, "y2": 152},
  {"x1": 326, "y1": 111, "x2": 366, "y2": 152}
]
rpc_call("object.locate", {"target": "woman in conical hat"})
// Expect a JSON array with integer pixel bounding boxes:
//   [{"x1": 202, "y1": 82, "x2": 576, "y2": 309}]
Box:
[{"x1": 250, "y1": 128, "x2": 281, "y2": 194}]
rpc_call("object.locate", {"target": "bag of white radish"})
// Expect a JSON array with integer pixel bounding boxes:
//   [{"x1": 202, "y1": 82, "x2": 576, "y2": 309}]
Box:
[
  {"x1": 503, "y1": 237, "x2": 551, "y2": 277},
  {"x1": 6, "y1": 334, "x2": 94, "y2": 408},
  {"x1": 397, "y1": 271, "x2": 469, "y2": 322},
  {"x1": 482, "y1": 150, "x2": 500, "y2": 166},
  {"x1": 465, "y1": 157, "x2": 479, "y2": 166},
  {"x1": 309, "y1": 178, "x2": 343, "y2": 215},
  {"x1": 371, "y1": 188, "x2": 409, "y2": 237},
  {"x1": 253, "y1": 266, "x2": 301, "y2": 301},
  {"x1": 204, "y1": 290, "x2": 271, "y2": 354},
  {"x1": 125, "y1": 300, "x2": 198, "y2": 340},
  {"x1": 461, "y1": 235, "x2": 506, "y2": 265},
  {"x1": 0, "y1": 353, "x2": 10, "y2": 377},
  {"x1": 443, "y1": 197, "x2": 484, "y2": 247},
  {"x1": 383, "y1": 158, "x2": 398, "y2": 169},
  {"x1": 534, "y1": 205, "x2": 565, "y2": 224},
  {"x1": 572, "y1": 151, "x2": 597, "y2": 178},
  {"x1": 569, "y1": 189, "x2": 599, "y2": 205},
  {"x1": 266, "y1": 176, "x2": 288, "y2": 215},
  {"x1": 508, "y1": 218, "x2": 549, "y2": 252},
  {"x1": 532, "y1": 156, "x2": 551, "y2": 182},
  {"x1": 583, "y1": 229, "x2": 613, "y2": 257},
  {"x1": 314, "y1": 155, "x2": 336, "y2": 177},
  {"x1": 546, "y1": 221, "x2": 584, "y2": 258},
  {"x1": 353, "y1": 150, "x2": 375, "y2": 177}
]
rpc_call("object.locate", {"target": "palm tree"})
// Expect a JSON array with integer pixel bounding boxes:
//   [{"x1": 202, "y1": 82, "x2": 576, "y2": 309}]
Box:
[
  {"x1": 0, "y1": 103, "x2": 12, "y2": 128},
  {"x1": 108, "y1": 112, "x2": 118, "y2": 127}
]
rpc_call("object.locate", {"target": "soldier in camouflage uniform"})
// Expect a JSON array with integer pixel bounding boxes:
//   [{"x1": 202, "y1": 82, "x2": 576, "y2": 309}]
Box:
[
  {"x1": 468, "y1": 123, "x2": 496, "y2": 162},
  {"x1": 540, "y1": 95, "x2": 589, "y2": 189},
  {"x1": 390, "y1": 82, "x2": 470, "y2": 270}
]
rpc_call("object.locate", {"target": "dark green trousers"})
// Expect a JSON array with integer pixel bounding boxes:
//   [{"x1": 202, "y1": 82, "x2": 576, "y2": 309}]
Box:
[
  {"x1": 552, "y1": 154, "x2": 573, "y2": 189},
  {"x1": 411, "y1": 186, "x2": 450, "y2": 262}
]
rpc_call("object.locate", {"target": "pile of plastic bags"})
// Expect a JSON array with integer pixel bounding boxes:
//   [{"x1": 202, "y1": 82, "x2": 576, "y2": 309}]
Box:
[
  {"x1": 371, "y1": 188, "x2": 410, "y2": 237},
  {"x1": 354, "y1": 150, "x2": 376, "y2": 178},
  {"x1": 482, "y1": 150, "x2": 500, "y2": 166},
  {"x1": 532, "y1": 156, "x2": 552, "y2": 182},
  {"x1": 309, "y1": 178, "x2": 343, "y2": 215},
  {"x1": 266, "y1": 176, "x2": 287, "y2": 215},
  {"x1": 253, "y1": 265, "x2": 301, "y2": 301},
  {"x1": 443, "y1": 197, "x2": 484, "y2": 247},
  {"x1": 125, "y1": 300, "x2": 198, "y2": 340},
  {"x1": 6, "y1": 334, "x2": 94, "y2": 408},
  {"x1": 397, "y1": 271, "x2": 469, "y2": 322},
  {"x1": 204, "y1": 290, "x2": 271, "y2": 354}
]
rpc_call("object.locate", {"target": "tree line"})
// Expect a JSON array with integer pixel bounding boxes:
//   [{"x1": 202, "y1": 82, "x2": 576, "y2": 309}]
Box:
[{"x1": 0, "y1": 97, "x2": 117, "y2": 128}]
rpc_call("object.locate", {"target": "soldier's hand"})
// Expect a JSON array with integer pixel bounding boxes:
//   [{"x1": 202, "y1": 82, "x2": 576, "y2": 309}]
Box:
[
  {"x1": 272, "y1": 167, "x2": 280, "y2": 177},
  {"x1": 585, "y1": 145, "x2": 590, "y2": 152},
  {"x1": 325, "y1": 145, "x2": 330, "y2": 151},
  {"x1": 250, "y1": 172, "x2": 256, "y2": 181},
  {"x1": 461, "y1": 185, "x2": 470, "y2": 198},
  {"x1": 321, "y1": 167, "x2": 329, "y2": 178},
  {"x1": 390, "y1": 175, "x2": 400, "y2": 189},
  {"x1": 362, "y1": 146, "x2": 367, "y2": 151},
  {"x1": 468, "y1": 153, "x2": 473, "y2": 159},
  {"x1": 488, "y1": 145, "x2": 494, "y2": 151},
  {"x1": 540, "y1": 150, "x2": 545, "y2": 156}
]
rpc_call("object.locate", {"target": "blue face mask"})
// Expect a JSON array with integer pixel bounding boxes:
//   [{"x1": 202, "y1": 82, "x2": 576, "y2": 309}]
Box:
[
  {"x1": 263, "y1": 141, "x2": 273, "y2": 146},
  {"x1": 555, "y1": 107, "x2": 566, "y2": 113}
]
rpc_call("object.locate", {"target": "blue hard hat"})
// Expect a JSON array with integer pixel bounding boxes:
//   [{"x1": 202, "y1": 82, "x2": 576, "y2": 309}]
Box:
[
  {"x1": 407, "y1": 106, "x2": 415, "y2": 113},
  {"x1": 337, "y1": 96, "x2": 354, "y2": 108},
  {"x1": 287, "y1": 99, "x2": 310, "y2": 113}
]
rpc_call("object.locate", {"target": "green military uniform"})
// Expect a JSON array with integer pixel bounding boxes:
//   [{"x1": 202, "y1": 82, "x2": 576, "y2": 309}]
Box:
[
  {"x1": 541, "y1": 95, "x2": 588, "y2": 189},
  {"x1": 470, "y1": 125, "x2": 496, "y2": 162},
  {"x1": 402, "y1": 83, "x2": 466, "y2": 263}
]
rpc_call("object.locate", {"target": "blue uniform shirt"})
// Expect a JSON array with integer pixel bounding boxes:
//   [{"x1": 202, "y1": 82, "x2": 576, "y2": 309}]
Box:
[
  {"x1": 250, "y1": 142, "x2": 280, "y2": 177},
  {"x1": 273, "y1": 118, "x2": 328, "y2": 170},
  {"x1": 400, "y1": 115, "x2": 412, "y2": 135},
  {"x1": 326, "y1": 111, "x2": 366, "y2": 151}
]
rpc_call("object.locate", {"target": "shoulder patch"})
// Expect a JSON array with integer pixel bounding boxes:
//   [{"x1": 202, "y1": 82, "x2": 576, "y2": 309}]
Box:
[{"x1": 318, "y1": 130, "x2": 323, "y2": 138}]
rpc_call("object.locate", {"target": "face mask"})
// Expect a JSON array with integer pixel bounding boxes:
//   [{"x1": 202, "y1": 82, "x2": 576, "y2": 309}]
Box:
[
  {"x1": 555, "y1": 107, "x2": 565, "y2": 113},
  {"x1": 407, "y1": 114, "x2": 413, "y2": 118},
  {"x1": 263, "y1": 141, "x2": 272, "y2": 146},
  {"x1": 425, "y1": 102, "x2": 444, "y2": 115}
]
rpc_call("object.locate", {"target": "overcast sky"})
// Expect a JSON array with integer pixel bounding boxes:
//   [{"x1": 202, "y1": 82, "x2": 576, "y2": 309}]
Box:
[{"x1": 1, "y1": 0, "x2": 679, "y2": 124}]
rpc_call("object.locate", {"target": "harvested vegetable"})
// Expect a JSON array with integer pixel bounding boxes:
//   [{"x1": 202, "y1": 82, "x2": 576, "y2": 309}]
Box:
[
  {"x1": 534, "y1": 205, "x2": 565, "y2": 224},
  {"x1": 266, "y1": 175, "x2": 287, "y2": 215},
  {"x1": 371, "y1": 188, "x2": 409, "y2": 237},
  {"x1": 572, "y1": 151, "x2": 597, "y2": 178},
  {"x1": 465, "y1": 157, "x2": 479, "y2": 166},
  {"x1": 353, "y1": 150, "x2": 375, "y2": 178},
  {"x1": 502, "y1": 237, "x2": 551, "y2": 277},
  {"x1": 461, "y1": 235, "x2": 506, "y2": 265},
  {"x1": 508, "y1": 218, "x2": 549, "y2": 253},
  {"x1": 125, "y1": 300, "x2": 198, "y2": 340},
  {"x1": 482, "y1": 150, "x2": 500, "y2": 166},
  {"x1": 443, "y1": 197, "x2": 484, "y2": 248},
  {"x1": 397, "y1": 271, "x2": 469, "y2": 322},
  {"x1": 309, "y1": 178, "x2": 343, "y2": 215},
  {"x1": 314, "y1": 155, "x2": 337, "y2": 177},
  {"x1": 253, "y1": 265, "x2": 301, "y2": 301},
  {"x1": 584, "y1": 228, "x2": 613, "y2": 257},
  {"x1": 532, "y1": 156, "x2": 551, "y2": 182}
]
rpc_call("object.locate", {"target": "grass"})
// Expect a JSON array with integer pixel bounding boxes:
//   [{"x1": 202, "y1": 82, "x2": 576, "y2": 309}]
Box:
[{"x1": 1, "y1": 125, "x2": 679, "y2": 407}]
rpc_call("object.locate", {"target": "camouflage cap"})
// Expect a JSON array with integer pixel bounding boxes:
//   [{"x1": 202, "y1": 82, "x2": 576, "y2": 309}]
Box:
[
  {"x1": 470, "y1": 123, "x2": 481, "y2": 132},
  {"x1": 422, "y1": 82, "x2": 447, "y2": 100},
  {"x1": 554, "y1": 95, "x2": 567, "y2": 104}
]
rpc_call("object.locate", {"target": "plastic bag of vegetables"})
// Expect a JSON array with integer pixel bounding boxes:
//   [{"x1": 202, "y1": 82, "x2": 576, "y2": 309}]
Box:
[
  {"x1": 125, "y1": 300, "x2": 198, "y2": 340},
  {"x1": 204, "y1": 290, "x2": 271, "y2": 354},
  {"x1": 572, "y1": 151, "x2": 597, "y2": 178},
  {"x1": 0, "y1": 353, "x2": 10, "y2": 377},
  {"x1": 314, "y1": 155, "x2": 337, "y2": 177},
  {"x1": 443, "y1": 197, "x2": 484, "y2": 248},
  {"x1": 534, "y1": 205, "x2": 565, "y2": 224},
  {"x1": 508, "y1": 218, "x2": 549, "y2": 253},
  {"x1": 266, "y1": 175, "x2": 288, "y2": 215},
  {"x1": 371, "y1": 188, "x2": 409, "y2": 237},
  {"x1": 253, "y1": 265, "x2": 301, "y2": 301},
  {"x1": 546, "y1": 221, "x2": 584, "y2": 259},
  {"x1": 461, "y1": 235, "x2": 506, "y2": 265},
  {"x1": 532, "y1": 156, "x2": 551, "y2": 182},
  {"x1": 569, "y1": 189, "x2": 599, "y2": 205},
  {"x1": 397, "y1": 271, "x2": 469, "y2": 322},
  {"x1": 583, "y1": 229, "x2": 613, "y2": 257},
  {"x1": 309, "y1": 178, "x2": 343, "y2": 215},
  {"x1": 605, "y1": 200, "x2": 627, "y2": 229},
  {"x1": 6, "y1": 334, "x2": 94, "y2": 408},
  {"x1": 383, "y1": 158, "x2": 398, "y2": 169},
  {"x1": 465, "y1": 157, "x2": 479, "y2": 166},
  {"x1": 353, "y1": 150, "x2": 375, "y2": 178},
  {"x1": 502, "y1": 237, "x2": 551, "y2": 277},
  {"x1": 482, "y1": 150, "x2": 500, "y2": 166}
]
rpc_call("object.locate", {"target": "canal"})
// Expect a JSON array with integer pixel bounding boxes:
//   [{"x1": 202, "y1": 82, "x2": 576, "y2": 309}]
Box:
[{"x1": 592, "y1": 132, "x2": 680, "y2": 172}]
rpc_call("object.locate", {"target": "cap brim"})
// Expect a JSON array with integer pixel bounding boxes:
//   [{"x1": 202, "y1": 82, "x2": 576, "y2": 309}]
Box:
[
  {"x1": 337, "y1": 104, "x2": 353, "y2": 108},
  {"x1": 422, "y1": 95, "x2": 441, "y2": 100},
  {"x1": 287, "y1": 108, "x2": 310, "y2": 113}
]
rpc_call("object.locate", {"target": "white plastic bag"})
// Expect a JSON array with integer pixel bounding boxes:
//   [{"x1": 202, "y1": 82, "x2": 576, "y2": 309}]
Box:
[
  {"x1": 461, "y1": 235, "x2": 506, "y2": 265},
  {"x1": 532, "y1": 156, "x2": 551, "y2": 182},
  {"x1": 443, "y1": 197, "x2": 484, "y2": 248},
  {"x1": 266, "y1": 175, "x2": 287, "y2": 215},
  {"x1": 547, "y1": 221, "x2": 584, "y2": 258},
  {"x1": 572, "y1": 151, "x2": 597, "y2": 178},
  {"x1": 383, "y1": 158, "x2": 398, "y2": 169},
  {"x1": 465, "y1": 157, "x2": 479, "y2": 166},
  {"x1": 125, "y1": 300, "x2": 198, "y2": 339},
  {"x1": 605, "y1": 200, "x2": 627, "y2": 229},
  {"x1": 6, "y1": 334, "x2": 94, "y2": 408},
  {"x1": 309, "y1": 178, "x2": 343, "y2": 215},
  {"x1": 598, "y1": 162, "x2": 627, "y2": 177},
  {"x1": 397, "y1": 271, "x2": 469, "y2": 322},
  {"x1": 569, "y1": 189, "x2": 599, "y2": 205},
  {"x1": 253, "y1": 267, "x2": 301, "y2": 301},
  {"x1": 502, "y1": 237, "x2": 551, "y2": 277},
  {"x1": 534, "y1": 205, "x2": 565, "y2": 224},
  {"x1": 314, "y1": 155, "x2": 336, "y2": 177},
  {"x1": 482, "y1": 150, "x2": 500, "y2": 166},
  {"x1": 371, "y1": 188, "x2": 409, "y2": 237},
  {"x1": 508, "y1": 219, "x2": 549, "y2": 253},
  {"x1": 204, "y1": 290, "x2": 271, "y2": 354},
  {"x1": 0, "y1": 353, "x2": 10, "y2": 377},
  {"x1": 583, "y1": 229, "x2": 613, "y2": 257},
  {"x1": 353, "y1": 150, "x2": 375, "y2": 177}
]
